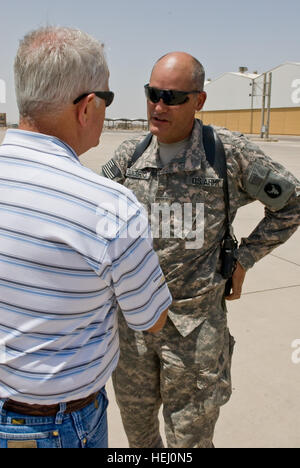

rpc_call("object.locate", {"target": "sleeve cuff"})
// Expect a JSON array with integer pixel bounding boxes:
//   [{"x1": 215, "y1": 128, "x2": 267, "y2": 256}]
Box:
[{"x1": 236, "y1": 247, "x2": 256, "y2": 271}]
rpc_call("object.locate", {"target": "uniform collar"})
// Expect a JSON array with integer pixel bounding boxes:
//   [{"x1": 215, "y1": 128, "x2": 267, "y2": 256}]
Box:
[
  {"x1": 1, "y1": 129, "x2": 81, "y2": 165},
  {"x1": 133, "y1": 134, "x2": 161, "y2": 170},
  {"x1": 133, "y1": 119, "x2": 206, "y2": 173}
]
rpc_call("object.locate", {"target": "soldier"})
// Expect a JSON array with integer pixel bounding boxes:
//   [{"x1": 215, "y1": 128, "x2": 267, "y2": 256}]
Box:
[{"x1": 101, "y1": 52, "x2": 300, "y2": 448}]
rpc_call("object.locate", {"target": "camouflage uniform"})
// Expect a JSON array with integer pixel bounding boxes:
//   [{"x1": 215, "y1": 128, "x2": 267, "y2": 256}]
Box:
[{"x1": 101, "y1": 119, "x2": 300, "y2": 448}]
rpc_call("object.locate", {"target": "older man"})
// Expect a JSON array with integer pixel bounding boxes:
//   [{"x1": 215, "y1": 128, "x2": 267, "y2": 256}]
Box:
[
  {"x1": 0, "y1": 27, "x2": 171, "y2": 449},
  {"x1": 102, "y1": 52, "x2": 300, "y2": 448}
]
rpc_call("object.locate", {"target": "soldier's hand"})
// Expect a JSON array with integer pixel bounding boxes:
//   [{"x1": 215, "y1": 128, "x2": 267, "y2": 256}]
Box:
[{"x1": 225, "y1": 262, "x2": 246, "y2": 301}]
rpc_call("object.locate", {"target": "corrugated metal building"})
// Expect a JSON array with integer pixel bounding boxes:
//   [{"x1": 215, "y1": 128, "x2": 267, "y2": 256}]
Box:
[{"x1": 197, "y1": 62, "x2": 300, "y2": 135}]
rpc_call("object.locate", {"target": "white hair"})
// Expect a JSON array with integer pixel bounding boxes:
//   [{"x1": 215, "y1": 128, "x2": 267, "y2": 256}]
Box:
[{"x1": 14, "y1": 26, "x2": 109, "y2": 118}]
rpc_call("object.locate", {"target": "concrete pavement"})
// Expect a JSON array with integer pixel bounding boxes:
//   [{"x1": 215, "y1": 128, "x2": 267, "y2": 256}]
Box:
[
  {"x1": 85, "y1": 131, "x2": 300, "y2": 449},
  {"x1": 1, "y1": 128, "x2": 299, "y2": 448}
]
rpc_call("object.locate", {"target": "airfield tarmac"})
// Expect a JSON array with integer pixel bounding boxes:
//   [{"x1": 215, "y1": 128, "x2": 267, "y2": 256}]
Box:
[{"x1": 1, "y1": 127, "x2": 300, "y2": 448}]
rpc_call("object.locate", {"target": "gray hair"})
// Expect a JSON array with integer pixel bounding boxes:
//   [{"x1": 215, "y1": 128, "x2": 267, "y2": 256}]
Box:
[{"x1": 14, "y1": 26, "x2": 109, "y2": 118}]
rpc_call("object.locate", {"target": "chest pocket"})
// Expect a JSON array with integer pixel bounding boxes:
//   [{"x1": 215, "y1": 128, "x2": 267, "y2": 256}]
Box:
[
  {"x1": 185, "y1": 175, "x2": 226, "y2": 249},
  {"x1": 185, "y1": 175, "x2": 225, "y2": 214},
  {"x1": 152, "y1": 173, "x2": 226, "y2": 250},
  {"x1": 124, "y1": 168, "x2": 155, "y2": 206},
  {"x1": 186, "y1": 176, "x2": 224, "y2": 189},
  {"x1": 187, "y1": 175, "x2": 225, "y2": 209}
]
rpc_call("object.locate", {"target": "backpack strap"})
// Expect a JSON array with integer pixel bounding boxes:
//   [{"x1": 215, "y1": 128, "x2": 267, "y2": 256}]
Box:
[
  {"x1": 202, "y1": 125, "x2": 232, "y2": 236},
  {"x1": 128, "y1": 133, "x2": 153, "y2": 169},
  {"x1": 129, "y1": 125, "x2": 222, "y2": 172}
]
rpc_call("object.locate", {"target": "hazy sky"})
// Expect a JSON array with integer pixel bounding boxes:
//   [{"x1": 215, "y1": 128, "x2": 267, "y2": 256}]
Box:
[{"x1": 0, "y1": 0, "x2": 299, "y2": 123}]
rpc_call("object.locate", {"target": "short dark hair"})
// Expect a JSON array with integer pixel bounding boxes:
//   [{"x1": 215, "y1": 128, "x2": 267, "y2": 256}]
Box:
[{"x1": 191, "y1": 57, "x2": 205, "y2": 91}]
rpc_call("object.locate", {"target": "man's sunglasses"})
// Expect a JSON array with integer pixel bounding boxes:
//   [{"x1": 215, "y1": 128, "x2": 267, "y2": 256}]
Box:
[
  {"x1": 144, "y1": 84, "x2": 201, "y2": 106},
  {"x1": 73, "y1": 91, "x2": 114, "y2": 107}
]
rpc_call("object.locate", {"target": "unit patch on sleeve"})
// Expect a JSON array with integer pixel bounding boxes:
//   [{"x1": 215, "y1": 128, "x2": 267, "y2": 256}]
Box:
[
  {"x1": 264, "y1": 183, "x2": 282, "y2": 199},
  {"x1": 245, "y1": 162, "x2": 296, "y2": 210}
]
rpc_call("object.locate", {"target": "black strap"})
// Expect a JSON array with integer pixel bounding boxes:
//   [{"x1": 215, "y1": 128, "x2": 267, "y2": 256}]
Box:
[
  {"x1": 202, "y1": 126, "x2": 232, "y2": 236},
  {"x1": 129, "y1": 125, "x2": 220, "y2": 170},
  {"x1": 128, "y1": 125, "x2": 233, "y2": 237},
  {"x1": 128, "y1": 133, "x2": 153, "y2": 168}
]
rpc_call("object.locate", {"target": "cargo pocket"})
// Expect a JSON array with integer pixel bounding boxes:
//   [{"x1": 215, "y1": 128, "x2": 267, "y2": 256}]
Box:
[
  {"x1": 217, "y1": 329, "x2": 235, "y2": 404},
  {"x1": 196, "y1": 324, "x2": 235, "y2": 411},
  {"x1": 0, "y1": 429, "x2": 62, "y2": 448}
]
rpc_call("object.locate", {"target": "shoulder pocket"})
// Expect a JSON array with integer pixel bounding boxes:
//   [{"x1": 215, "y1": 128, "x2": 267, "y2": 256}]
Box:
[{"x1": 245, "y1": 162, "x2": 296, "y2": 211}]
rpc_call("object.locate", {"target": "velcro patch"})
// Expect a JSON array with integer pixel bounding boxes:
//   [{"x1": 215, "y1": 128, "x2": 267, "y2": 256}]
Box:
[
  {"x1": 102, "y1": 159, "x2": 122, "y2": 179},
  {"x1": 125, "y1": 168, "x2": 151, "y2": 180},
  {"x1": 245, "y1": 162, "x2": 295, "y2": 210},
  {"x1": 187, "y1": 176, "x2": 223, "y2": 188}
]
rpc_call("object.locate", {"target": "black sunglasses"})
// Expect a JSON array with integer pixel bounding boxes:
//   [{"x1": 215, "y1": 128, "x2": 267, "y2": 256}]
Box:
[
  {"x1": 73, "y1": 91, "x2": 114, "y2": 107},
  {"x1": 144, "y1": 84, "x2": 201, "y2": 106}
]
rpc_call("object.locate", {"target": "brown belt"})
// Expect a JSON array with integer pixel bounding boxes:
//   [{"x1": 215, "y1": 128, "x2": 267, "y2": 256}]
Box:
[{"x1": 3, "y1": 391, "x2": 99, "y2": 417}]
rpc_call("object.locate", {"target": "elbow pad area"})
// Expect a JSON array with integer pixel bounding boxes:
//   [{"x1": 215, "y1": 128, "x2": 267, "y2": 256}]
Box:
[{"x1": 245, "y1": 162, "x2": 296, "y2": 211}]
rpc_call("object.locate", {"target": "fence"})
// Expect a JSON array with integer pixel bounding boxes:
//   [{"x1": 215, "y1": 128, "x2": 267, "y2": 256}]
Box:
[
  {"x1": 0, "y1": 113, "x2": 6, "y2": 127},
  {"x1": 104, "y1": 118, "x2": 148, "y2": 130}
]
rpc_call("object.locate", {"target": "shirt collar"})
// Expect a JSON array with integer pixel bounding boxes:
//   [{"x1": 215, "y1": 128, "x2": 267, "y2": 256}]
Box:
[
  {"x1": 133, "y1": 119, "x2": 206, "y2": 173},
  {"x1": 1, "y1": 129, "x2": 81, "y2": 165}
]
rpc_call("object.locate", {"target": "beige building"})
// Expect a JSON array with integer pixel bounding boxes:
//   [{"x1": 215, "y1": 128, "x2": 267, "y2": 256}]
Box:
[{"x1": 196, "y1": 62, "x2": 300, "y2": 135}]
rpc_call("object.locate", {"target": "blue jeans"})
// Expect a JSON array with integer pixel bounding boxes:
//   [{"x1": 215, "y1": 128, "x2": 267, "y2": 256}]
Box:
[{"x1": 0, "y1": 388, "x2": 108, "y2": 448}]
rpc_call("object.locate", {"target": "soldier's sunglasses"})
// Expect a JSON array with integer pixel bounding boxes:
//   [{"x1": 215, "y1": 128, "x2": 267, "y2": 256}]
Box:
[
  {"x1": 144, "y1": 84, "x2": 201, "y2": 106},
  {"x1": 73, "y1": 91, "x2": 114, "y2": 107}
]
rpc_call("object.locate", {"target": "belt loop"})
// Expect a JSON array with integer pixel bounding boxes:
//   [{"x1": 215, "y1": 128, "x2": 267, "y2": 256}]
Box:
[
  {"x1": 55, "y1": 402, "x2": 66, "y2": 425},
  {"x1": 0, "y1": 399, "x2": 7, "y2": 423}
]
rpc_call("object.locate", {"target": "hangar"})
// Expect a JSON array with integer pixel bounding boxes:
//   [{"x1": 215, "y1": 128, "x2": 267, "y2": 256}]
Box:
[{"x1": 197, "y1": 62, "x2": 300, "y2": 135}]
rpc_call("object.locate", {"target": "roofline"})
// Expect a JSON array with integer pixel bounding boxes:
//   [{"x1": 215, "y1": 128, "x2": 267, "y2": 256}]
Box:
[
  {"x1": 263, "y1": 61, "x2": 300, "y2": 74},
  {"x1": 205, "y1": 62, "x2": 300, "y2": 87},
  {"x1": 205, "y1": 71, "x2": 260, "y2": 87}
]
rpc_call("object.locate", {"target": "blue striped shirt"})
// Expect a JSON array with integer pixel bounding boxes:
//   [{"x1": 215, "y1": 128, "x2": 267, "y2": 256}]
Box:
[{"x1": 0, "y1": 129, "x2": 172, "y2": 405}]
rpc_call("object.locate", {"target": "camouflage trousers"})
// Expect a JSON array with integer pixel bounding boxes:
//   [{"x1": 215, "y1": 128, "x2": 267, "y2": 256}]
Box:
[{"x1": 112, "y1": 301, "x2": 235, "y2": 448}]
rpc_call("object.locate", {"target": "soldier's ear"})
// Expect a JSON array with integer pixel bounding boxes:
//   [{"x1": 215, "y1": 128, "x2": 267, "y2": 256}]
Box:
[{"x1": 195, "y1": 92, "x2": 206, "y2": 112}]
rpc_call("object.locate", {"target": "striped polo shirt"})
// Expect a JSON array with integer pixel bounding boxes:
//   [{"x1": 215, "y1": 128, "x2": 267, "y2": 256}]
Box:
[{"x1": 0, "y1": 129, "x2": 172, "y2": 405}]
